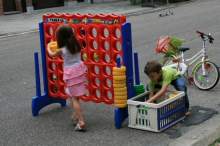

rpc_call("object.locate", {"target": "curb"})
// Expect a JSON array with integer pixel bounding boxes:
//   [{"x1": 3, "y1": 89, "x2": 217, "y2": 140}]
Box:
[
  {"x1": 0, "y1": 29, "x2": 38, "y2": 39},
  {"x1": 168, "y1": 113, "x2": 220, "y2": 146},
  {"x1": 193, "y1": 121, "x2": 220, "y2": 146}
]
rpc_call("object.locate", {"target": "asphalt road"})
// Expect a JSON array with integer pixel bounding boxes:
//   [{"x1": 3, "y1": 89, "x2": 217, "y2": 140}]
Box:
[{"x1": 1, "y1": 0, "x2": 220, "y2": 146}]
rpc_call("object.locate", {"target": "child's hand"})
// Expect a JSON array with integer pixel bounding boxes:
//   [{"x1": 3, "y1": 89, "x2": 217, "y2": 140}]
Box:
[
  {"x1": 47, "y1": 45, "x2": 51, "y2": 53},
  {"x1": 145, "y1": 99, "x2": 154, "y2": 103},
  {"x1": 136, "y1": 105, "x2": 141, "y2": 108},
  {"x1": 46, "y1": 44, "x2": 62, "y2": 58},
  {"x1": 47, "y1": 44, "x2": 53, "y2": 57}
]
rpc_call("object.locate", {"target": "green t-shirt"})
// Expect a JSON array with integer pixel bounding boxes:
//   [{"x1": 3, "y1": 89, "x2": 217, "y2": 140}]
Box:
[{"x1": 149, "y1": 66, "x2": 180, "y2": 89}]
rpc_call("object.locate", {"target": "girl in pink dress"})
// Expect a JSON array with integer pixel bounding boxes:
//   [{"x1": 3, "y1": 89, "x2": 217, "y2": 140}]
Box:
[{"x1": 47, "y1": 24, "x2": 86, "y2": 131}]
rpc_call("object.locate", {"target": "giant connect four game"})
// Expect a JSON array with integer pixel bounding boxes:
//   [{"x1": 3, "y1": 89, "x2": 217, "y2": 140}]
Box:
[{"x1": 32, "y1": 13, "x2": 135, "y2": 129}]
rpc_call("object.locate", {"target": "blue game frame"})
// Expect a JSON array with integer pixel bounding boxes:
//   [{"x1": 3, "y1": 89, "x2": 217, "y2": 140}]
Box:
[
  {"x1": 32, "y1": 21, "x2": 66, "y2": 116},
  {"x1": 114, "y1": 22, "x2": 135, "y2": 129}
]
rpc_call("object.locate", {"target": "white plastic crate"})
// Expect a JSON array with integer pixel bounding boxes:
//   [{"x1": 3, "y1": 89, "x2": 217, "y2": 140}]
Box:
[{"x1": 127, "y1": 90, "x2": 185, "y2": 132}]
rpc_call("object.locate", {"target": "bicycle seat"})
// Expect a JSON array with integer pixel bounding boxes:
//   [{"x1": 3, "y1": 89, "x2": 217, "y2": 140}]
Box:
[{"x1": 177, "y1": 46, "x2": 190, "y2": 52}]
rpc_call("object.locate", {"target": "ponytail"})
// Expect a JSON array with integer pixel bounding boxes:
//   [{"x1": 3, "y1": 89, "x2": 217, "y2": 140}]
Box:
[{"x1": 67, "y1": 33, "x2": 81, "y2": 55}]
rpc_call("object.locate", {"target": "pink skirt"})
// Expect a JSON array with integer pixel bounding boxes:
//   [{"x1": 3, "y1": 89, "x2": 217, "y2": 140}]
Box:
[
  {"x1": 63, "y1": 62, "x2": 86, "y2": 97},
  {"x1": 65, "y1": 81, "x2": 86, "y2": 97}
]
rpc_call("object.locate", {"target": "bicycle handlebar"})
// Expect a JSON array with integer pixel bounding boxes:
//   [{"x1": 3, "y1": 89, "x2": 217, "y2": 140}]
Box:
[
  {"x1": 196, "y1": 30, "x2": 203, "y2": 34},
  {"x1": 196, "y1": 30, "x2": 214, "y2": 43}
]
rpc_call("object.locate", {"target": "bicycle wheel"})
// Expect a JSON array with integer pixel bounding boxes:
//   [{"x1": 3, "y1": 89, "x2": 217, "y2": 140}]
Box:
[
  {"x1": 161, "y1": 56, "x2": 174, "y2": 66},
  {"x1": 193, "y1": 61, "x2": 219, "y2": 90}
]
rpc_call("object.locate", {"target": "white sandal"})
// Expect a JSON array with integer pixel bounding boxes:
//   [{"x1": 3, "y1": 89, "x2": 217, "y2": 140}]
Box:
[{"x1": 75, "y1": 123, "x2": 86, "y2": 131}]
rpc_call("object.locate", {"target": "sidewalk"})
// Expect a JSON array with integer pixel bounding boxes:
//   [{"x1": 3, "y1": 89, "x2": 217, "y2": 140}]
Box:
[{"x1": 0, "y1": 1, "x2": 151, "y2": 37}]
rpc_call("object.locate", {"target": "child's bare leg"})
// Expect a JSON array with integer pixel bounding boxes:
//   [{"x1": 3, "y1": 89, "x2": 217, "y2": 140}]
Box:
[
  {"x1": 72, "y1": 97, "x2": 85, "y2": 127},
  {"x1": 67, "y1": 95, "x2": 77, "y2": 120}
]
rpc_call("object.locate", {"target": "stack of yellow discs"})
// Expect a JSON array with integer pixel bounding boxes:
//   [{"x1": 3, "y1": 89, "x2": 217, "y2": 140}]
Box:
[
  {"x1": 113, "y1": 66, "x2": 127, "y2": 108},
  {"x1": 49, "y1": 41, "x2": 58, "y2": 52}
]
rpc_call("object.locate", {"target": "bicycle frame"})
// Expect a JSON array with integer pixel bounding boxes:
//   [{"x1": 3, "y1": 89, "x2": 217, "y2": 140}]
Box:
[
  {"x1": 168, "y1": 36, "x2": 210, "y2": 77},
  {"x1": 160, "y1": 31, "x2": 219, "y2": 90}
]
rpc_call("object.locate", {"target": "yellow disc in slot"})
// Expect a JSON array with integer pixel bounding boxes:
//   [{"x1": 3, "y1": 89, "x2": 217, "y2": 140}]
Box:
[
  {"x1": 114, "y1": 91, "x2": 127, "y2": 96},
  {"x1": 114, "y1": 95, "x2": 127, "y2": 100},
  {"x1": 112, "y1": 71, "x2": 125, "y2": 76},
  {"x1": 113, "y1": 75, "x2": 126, "y2": 81},
  {"x1": 114, "y1": 87, "x2": 127, "y2": 92},
  {"x1": 114, "y1": 99, "x2": 127, "y2": 104},
  {"x1": 113, "y1": 83, "x2": 126, "y2": 88},
  {"x1": 113, "y1": 66, "x2": 126, "y2": 72},
  {"x1": 115, "y1": 103, "x2": 127, "y2": 108}
]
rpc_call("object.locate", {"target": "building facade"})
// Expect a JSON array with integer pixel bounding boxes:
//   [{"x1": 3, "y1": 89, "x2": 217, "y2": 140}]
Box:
[
  {"x1": 0, "y1": 0, "x2": 85, "y2": 15},
  {"x1": 0, "y1": 0, "x2": 119, "y2": 15},
  {"x1": 0, "y1": 0, "x2": 118, "y2": 15}
]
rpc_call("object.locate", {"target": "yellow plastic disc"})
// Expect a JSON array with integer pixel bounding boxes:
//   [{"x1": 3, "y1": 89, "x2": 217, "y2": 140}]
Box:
[
  {"x1": 113, "y1": 75, "x2": 126, "y2": 81},
  {"x1": 114, "y1": 99, "x2": 127, "y2": 104},
  {"x1": 112, "y1": 71, "x2": 125, "y2": 76},
  {"x1": 114, "y1": 95, "x2": 127, "y2": 100},
  {"x1": 49, "y1": 42, "x2": 58, "y2": 52},
  {"x1": 114, "y1": 87, "x2": 127, "y2": 92},
  {"x1": 115, "y1": 103, "x2": 127, "y2": 108},
  {"x1": 168, "y1": 93, "x2": 176, "y2": 99},
  {"x1": 113, "y1": 80, "x2": 126, "y2": 84},
  {"x1": 113, "y1": 83, "x2": 126, "y2": 88},
  {"x1": 114, "y1": 91, "x2": 127, "y2": 96},
  {"x1": 113, "y1": 66, "x2": 126, "y2": 72}
]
